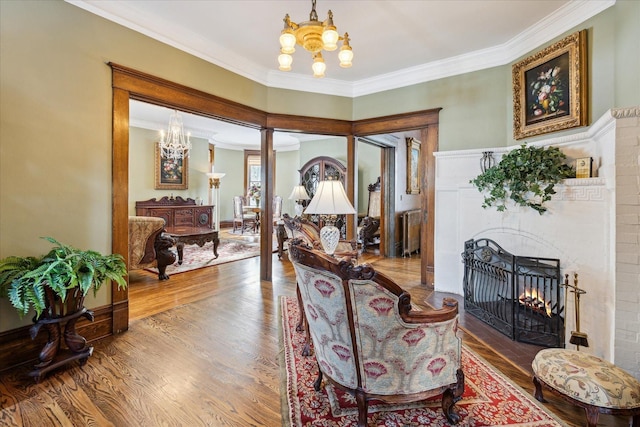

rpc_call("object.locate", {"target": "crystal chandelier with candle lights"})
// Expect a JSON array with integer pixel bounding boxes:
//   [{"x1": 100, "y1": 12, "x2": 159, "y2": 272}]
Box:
[
  {"x1": 158, "y1": 110, "x2": 192, "y2": 160},
  {"x1": 278, "y1": 0, "x2": 353, "y2": 78}
]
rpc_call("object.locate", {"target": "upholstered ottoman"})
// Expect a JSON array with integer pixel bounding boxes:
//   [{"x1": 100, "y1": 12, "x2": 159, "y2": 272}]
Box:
[{"x1": 532, "y1": 349, "x2": 640, "y2": 427}]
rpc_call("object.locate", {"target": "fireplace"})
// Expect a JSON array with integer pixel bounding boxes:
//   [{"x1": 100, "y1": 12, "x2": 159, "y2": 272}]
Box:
[{"x1": 462, "y1": 238, "x2": 565, "y2": 348}]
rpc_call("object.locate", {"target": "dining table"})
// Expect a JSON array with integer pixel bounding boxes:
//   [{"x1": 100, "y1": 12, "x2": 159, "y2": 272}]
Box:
[{"x1": 243, "y1": 206, "x2": 261, "y2": 231}]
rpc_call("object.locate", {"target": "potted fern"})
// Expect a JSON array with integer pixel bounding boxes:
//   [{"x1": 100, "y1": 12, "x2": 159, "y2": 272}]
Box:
[
  {"x1": 0, "y1": 237, "x2": 127, "y2": 378},
  {"x1": 470, "y1": 144, "x2": 575, "y2": 214}
]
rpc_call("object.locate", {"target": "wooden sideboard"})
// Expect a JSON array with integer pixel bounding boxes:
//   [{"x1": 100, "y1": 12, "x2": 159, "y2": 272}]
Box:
[{"x1": 135, "y1": 196, "x2": 214, "y2": 228}]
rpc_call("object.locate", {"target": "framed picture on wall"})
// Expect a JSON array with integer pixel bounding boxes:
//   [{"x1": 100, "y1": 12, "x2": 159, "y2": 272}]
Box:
[
  {"x1": 512, "y1": 30, "x2": 587, "y2": 140},
  {"x1": 406, "y1": 137, "x2": 421, "y2": 195},
  {"x1": 155, "y1": 145, "x2": 189, "y2": 190}
]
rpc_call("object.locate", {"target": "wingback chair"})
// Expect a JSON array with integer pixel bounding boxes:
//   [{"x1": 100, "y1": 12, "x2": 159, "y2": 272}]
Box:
[
  {"x1": 128, "y1": 216, "x2": 176, "y2": 280},
  {"x1": 288, "y1": 240, "x2": 465, "y2": 426},
  {"x1": 357, "y1": 176, "x2": 381, "y2": 253},
  {"x1": 233, "y1": 195, "x2": 257, "y2": 234},
  {"x1": 281, "y1": 213, "x2": 357, "y2": 261}
]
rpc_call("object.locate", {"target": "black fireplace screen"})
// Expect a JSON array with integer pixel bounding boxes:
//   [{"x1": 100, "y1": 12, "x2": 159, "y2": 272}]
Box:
[{"x1": 462, "y1": 238, "x2": 565, "y2": 348}]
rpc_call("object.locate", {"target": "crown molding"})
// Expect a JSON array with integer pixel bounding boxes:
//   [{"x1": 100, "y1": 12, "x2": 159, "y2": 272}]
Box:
[
  {"x1": 350, "y1": 0, "x2": 615, "y2": 97},
  {"x1": 68, "y1": 0, "x2": 615, "y2": 98}
]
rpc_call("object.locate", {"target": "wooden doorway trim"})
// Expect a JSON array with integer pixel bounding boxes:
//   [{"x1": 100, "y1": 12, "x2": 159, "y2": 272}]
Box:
[
  {"x1": 110, "y1": 63, "x2": 439, "y2": 333},
  {"x1": 352, "y1": 109, "x2": 440, "y2": 280},
  {"x1": 110, "y1": 63, "x2": 270, "y2": 333}
]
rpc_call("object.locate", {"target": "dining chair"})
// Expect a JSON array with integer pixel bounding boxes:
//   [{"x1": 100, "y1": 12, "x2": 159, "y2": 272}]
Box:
[{"x1": 233, "y1": 195, "x2": 257, "y2": 234}]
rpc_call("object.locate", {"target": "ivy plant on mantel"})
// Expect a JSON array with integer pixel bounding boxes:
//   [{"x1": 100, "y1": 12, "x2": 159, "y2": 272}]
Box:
[{"x1": 470, "y1": 144, "x2": 575, "y2": 214}]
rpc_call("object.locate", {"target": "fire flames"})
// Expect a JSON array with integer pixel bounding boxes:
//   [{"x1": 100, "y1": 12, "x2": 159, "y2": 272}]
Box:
[{"x1": 519, "y1": 289, "x2": 552, "y2": 317}]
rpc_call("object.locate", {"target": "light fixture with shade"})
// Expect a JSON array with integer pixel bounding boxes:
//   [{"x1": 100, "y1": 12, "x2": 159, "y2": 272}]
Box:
[
  {"x1": 158, "y1": 110, "x2": 192, "y2": 160},
  {"x1": 304, "y1": 178, "x2": 356, "y2": 255},
  {"x1": 278, "y1": 0, "x2": 353, "y2": 78},
  {"x1": 288, "y1": 184, "x2": 311, "y2": 217},
  {"x1": 207, "y1": 170, "x2": 226, "y2": 231}
]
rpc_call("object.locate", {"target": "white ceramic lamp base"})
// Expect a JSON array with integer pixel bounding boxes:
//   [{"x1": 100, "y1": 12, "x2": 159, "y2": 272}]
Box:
[{"x1": 319, "y1": 225, "x2": 340, "y2": 255}]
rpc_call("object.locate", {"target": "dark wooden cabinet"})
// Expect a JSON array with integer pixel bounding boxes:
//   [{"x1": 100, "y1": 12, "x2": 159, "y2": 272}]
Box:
[{"x1": 135, "y1": 197, "x2": 214, "y2": 228}]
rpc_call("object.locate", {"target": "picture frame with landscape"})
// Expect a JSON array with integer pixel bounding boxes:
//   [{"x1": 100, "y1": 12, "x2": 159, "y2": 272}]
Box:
[
  {"x1": 512, "y1": 30, "x2": 587, "y2": 140},
  {"x1": 155, "y1": 145, "x2": 189, "y2": 190}
]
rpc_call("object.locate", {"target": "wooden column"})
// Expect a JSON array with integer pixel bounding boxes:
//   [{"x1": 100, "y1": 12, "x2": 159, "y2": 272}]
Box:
[
  {"x1": 345, "y1": 134, "x2": 357, "y2": 240},
  {"x1": 420, "y1": 125, "x2": 438, "y2": 284},
  {"x1": 381, "y1": 147, "x2": 396, "y2": 258},
  {"x1": 112, "y1": 87, "x2": 129, "y2": 334},
  {"x1": 260, "y1": 128, "x2": 274, "y2": 281}
]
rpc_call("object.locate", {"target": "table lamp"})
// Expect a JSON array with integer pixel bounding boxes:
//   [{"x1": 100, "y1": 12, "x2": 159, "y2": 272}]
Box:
[
  {"x1": 288, "y1": 185, "x2": 310, "y2": 217},
  {"x1": 304, "y1": 178, "x2": 356, "y2": 255}
]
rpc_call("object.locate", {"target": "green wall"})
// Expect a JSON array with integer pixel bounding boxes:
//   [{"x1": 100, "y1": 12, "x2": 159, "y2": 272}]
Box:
[
  {"x1": 353, "y1": 1, "x2": 640, "y2": 150},
  {"x1": 1, "y1": 0, "x2": 637, "y2": 330},
  {"x1": 276, "y1": 149, "x2": 301, "y2": 216},
  {"x1": 212, "y1": 148, "x2": 244, "y2": 222},
  {"x1": 129, "y1": 127, "x2": 211, "y2": 214},
  {"x1": 299, "y1": 138, "x2": 348, "y2": 167},
  {"x1": 354, "y1": 66, "x2": 510, "y2": 151}
]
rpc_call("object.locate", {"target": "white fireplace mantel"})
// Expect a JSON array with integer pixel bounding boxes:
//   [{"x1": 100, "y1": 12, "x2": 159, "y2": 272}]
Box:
[{"x1": 433, "y1": 107, "x2": 640, "y2": 379}]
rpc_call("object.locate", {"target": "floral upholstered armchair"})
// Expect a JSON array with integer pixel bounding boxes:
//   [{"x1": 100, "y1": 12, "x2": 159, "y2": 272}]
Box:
[
  {"x1": 288, "y1": 240, "x2": 465, "y2": 427},
  {"x1": 128, "y1": 216, "x2": 176, "y2": 280},
  {"x1": 282, "y1": 213, "x2": 358, "y2": 262}
]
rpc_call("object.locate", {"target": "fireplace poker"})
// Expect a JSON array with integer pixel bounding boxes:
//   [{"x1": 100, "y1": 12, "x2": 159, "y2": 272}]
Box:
[{"x1": 564, "y1": 273, "x2": 589, "y2": 350}]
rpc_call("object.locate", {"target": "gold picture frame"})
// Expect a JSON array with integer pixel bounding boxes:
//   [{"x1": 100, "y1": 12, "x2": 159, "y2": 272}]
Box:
[
  {"x1": 406, "y1": 137, "x2": 421, "y2": 195},
  {"x1": 513, "y1": 30, "x2": 588, "y2": 140},
  {"x1": 155, "y1": 145, "x2": 189, "y2": 190}
]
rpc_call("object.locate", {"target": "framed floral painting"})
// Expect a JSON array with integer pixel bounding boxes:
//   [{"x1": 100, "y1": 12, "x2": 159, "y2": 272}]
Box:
[
  {"x1": 155, "y1": 145, "x2": 188, "y2": 190},
  {"x1": 513, "y1": 30, "x2": 587, "y2": 140},
  {"x1": 406, "y1": 137, "x2": 421, "y2": 195}
]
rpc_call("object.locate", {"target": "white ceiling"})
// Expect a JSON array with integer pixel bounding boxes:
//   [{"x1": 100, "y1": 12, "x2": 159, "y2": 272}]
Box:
[
  {"x1": 72, "y1": 0, "x2": 614, "y2": 148},
  {"x1": 129, "y1": 100, "x2": 327, "y2": 151}
]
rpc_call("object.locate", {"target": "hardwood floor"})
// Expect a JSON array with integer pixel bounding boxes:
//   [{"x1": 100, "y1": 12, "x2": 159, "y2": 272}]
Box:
[{"x1": 0, "y1": 249, "x2": 631, "y2": 426}]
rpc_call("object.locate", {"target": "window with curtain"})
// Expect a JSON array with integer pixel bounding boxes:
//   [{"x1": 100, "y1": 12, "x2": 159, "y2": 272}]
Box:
[{"x1": 245, "y1": 150, "x2": 261, "y2": 207}]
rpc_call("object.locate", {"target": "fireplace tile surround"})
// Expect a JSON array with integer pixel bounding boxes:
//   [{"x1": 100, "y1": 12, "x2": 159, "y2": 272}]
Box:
[{"x1": 434, "y1": 107, "x2": 640, "y2": 379}]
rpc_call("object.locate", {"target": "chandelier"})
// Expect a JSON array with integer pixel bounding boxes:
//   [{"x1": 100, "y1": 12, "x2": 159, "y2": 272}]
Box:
[
  {"x1": 158, "y1": 110, "x2": 192, "y2": 160},
  {"x1": 278, "y1": 0, "x2": 353, "y2": 78}
]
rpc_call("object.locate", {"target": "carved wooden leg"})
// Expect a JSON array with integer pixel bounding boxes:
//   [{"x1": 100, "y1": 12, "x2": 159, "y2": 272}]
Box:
[
  {"x1": 295, "y1": 285, "x2": 312, "y2": 356},
  {"x1": 313, "y1": 367, "x2": 323, "y2": 391},
  {"x1": 276, "y1": 223, "x2": 287, "y2": 260},
  {"x1": 355, "y1": 390, "x2": 368, "y2": 427},
  {"x1": 632, "y1": 414, "x2": 639, "y2": 427},
  {"x1": 296, "y1": 285, "x2": 305, "y2": 332},
  {"x1": 301, "y1": 326, "x2": 311, "y2": 357},
  {"x1": 584, "y1": 406, "x2": 600, "y2": 427},
  {"x1": 212, "y1": 234, "x2": 219, "y2": 259},
  {"x1": 532, "y1": 375, "x2": 547, "y2": 402},
  {"x1": 155, "y1": 234, "x2": 176, "y2": 280},
  {"x1": 175, "y1": 242, "x2": 185, "y2": 265},
  {"x1": 442, "y1": 368, "x2": 464, "y2": 424},
  {"x1": 34, "y1": 322, "x2": 61, "y2": 368},
  {"x1": 64, "y1": 309, "x2": 94, "y2": 353},
  {"x1": 63, "y1": 311, "x2": 92, "y2": 353}
]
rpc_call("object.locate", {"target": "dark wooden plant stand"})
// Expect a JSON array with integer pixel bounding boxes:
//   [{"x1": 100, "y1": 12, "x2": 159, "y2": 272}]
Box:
[{"x1": 28, "y1": 288, "x2": 94, "y2": 382}]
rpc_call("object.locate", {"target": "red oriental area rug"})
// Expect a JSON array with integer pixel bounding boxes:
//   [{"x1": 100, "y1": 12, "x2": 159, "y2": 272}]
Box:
[{"x1": 279, "y1": 296, "x2": 564, "y2": 427}]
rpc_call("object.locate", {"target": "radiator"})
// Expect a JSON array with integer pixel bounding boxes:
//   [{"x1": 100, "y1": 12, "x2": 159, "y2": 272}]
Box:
[{"x1": 402, "y1": 209, "x2": 421, "y2": 257}]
